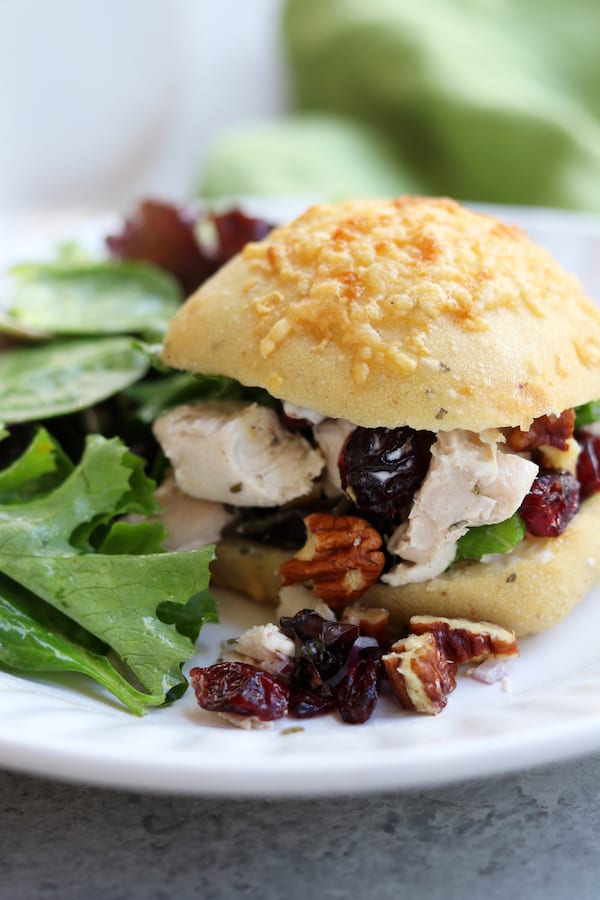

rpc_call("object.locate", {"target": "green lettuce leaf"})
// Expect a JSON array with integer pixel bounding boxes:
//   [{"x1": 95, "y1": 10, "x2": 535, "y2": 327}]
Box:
[
  {"x1": 157, "y1": 588, "x2": 219, "y2": 644},
  {"x1": 0, "y1": 337, "x2": 149, "y2": 426},
  {"x1": 7, "y1": 260, "x2": 181, "y2": 341},
  {"x1": 0, "y1": 310, "x2": 49, "y2": 340},
  {"x1": 127, "y1": 372, "x2": 278, "y2": 424},
  {"x1": 0, "y1": 428, "x2": 73, "y2": 503},
  {"x1": 455, "y1": 513, "x2": 526, "y2": 562},
  {"x1": 0, "y1": 434, "x2": 216, "y2": 707},
  {"x1": 575, "y1": 400, "x2": 600, "y2": 429},
  {"x1": 95, "y1": 520, "x2": 168, "y2": 555},
  {"x1": 0, "y1": 573, "x2": 159, "y2": 716}
]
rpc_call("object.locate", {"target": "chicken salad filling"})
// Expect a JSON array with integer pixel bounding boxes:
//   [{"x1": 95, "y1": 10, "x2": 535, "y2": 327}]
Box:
[{"x1": 152, "y1": 395, "x2": 592, "y2": 597}]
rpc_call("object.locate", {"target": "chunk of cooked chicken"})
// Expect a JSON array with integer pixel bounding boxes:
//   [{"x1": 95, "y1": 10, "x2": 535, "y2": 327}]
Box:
[
  {"x1": 313, "y1": 418, "x2": 355, "y2": 492},
  {"x1": 153, "y1": 401, "x2": 324, "y2": 507},
  {"x1": 282, "y1": 401, "x2": 325, "y2": 425},
  {"x1": 221, "y1": 623, "x2": 295, "y2": 677},
  {"x1": 383, "y1": 429, "x2": 538, "y2": 585},
  {"x1": 154, "y1": 474, "x2": 233, "y2": 550}
]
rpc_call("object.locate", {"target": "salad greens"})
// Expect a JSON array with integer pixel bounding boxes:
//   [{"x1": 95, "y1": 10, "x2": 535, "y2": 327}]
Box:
[
  {"x1": 7, "y1": 259, "x2": 181, "y2": 341},
  {"x1": 127, "y1": 371, "x2": 278, "y2": 424},
  {"x1": 0, "y1": 428, "x2": 217, "y2": 713},
  {"x1": 0, "y1": 337, "x2": 150, "y2": 428},
  {"x1": 575, "y1": 400, "x2": 600, "y2": 429},
  {"x1": 0, "y1": 574, "x2": 164, "y2": 717},
  {"x1": 0, "y1": 235, "x2": 225, "y2": 714},
  {"x1": 0, "y1": 427, "x2": 72, "y2": 502},
  {"x1": 455, "y1": 513, "x2": 526, "y2": 562}
]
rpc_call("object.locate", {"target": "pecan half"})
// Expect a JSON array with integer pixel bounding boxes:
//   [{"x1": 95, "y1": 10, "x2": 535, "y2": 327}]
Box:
[
  {"x1": 407, "y1": 615, "x2": 519, "y2": 665},
  {"x1": 383, "y1": 633, "x2": 457, "y2": 715},
  {"x1": 507, "y1": 409, "x2": 575, "y2": 453},
  {"x1": 341, "y1": 604, "x2": 390, "y2": 647},
  {"x1": 279, "y1": 513, "x2": 385, "y2": 608}
]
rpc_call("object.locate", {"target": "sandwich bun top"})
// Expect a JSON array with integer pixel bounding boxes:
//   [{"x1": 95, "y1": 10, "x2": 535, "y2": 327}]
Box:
[{"x1": 161, "y1": 197, "x2": 600, "y2": 431}]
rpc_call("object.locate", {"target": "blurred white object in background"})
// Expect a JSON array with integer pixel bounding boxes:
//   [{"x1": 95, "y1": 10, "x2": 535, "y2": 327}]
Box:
[
  {"x1": 163, "y1": 0, "x2": 287, "y2": 201},
  {"x1": 0, "y1": 0, "x2": 180, "y2": 213},
  {"x1": 0, "y1": 0, "x2": 286, "y2": 219}
]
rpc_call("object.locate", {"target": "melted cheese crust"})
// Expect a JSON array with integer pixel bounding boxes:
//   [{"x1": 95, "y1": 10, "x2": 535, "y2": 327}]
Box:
[{"x1": 162, "y1": 196, "x2": 600, "y2": 431}]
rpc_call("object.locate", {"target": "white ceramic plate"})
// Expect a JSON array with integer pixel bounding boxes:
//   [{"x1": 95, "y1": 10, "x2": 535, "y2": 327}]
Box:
[{"x1": 1, "y1": 201, "x2": 600, "y2": 797}]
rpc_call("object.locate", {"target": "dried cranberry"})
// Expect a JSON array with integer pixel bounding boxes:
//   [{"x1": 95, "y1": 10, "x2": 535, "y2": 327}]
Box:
[
  {"x1": 292, "y1": 645, "x2": 346, "y2": 690},
  {"x1": 279, "y1": 609, "x2": 358, "y2": 646},
  {"x1": 280, "y1": 610, "x2": 359, "y2": 683},
  {"x1": 340, "y1": 426, "x2": 434, "y2": 517},
  {"x1": 189, "y1": 662, "x2": 288, "y2": 721},
  {"x1": 288, "y1": 685, "x2": 337, "y2": 718},
  {"x1": 289, "y1": 656, "x2": 325, "y2": 692},
  {"x1": 519, "y1": 469, "x2": 579, "y2": 537},
  {"x1": 576, "y1": 430, "x2": 600, "y2": 499},
  {"x1": 336, "y1": 655, "x2": 383, "y2": 725}
]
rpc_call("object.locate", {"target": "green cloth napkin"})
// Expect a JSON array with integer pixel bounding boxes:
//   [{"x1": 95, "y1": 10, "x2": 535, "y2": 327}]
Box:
[
  {"x1": 201, "y1": 0, "x2": 600, "y2": 212},
  {"x1": 200, "y1": 115, "x2": 420, "y2": 201}
]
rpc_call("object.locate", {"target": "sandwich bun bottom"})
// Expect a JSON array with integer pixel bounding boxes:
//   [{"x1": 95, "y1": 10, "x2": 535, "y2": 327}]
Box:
[{"x1": 210, "y1": 493, "x2": 600, "y2": 637}]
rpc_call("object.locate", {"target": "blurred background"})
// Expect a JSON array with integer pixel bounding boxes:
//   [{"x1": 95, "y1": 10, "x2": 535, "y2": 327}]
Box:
[{"x1": 2, "y1": 0, "x2": 600, "y2": 218}]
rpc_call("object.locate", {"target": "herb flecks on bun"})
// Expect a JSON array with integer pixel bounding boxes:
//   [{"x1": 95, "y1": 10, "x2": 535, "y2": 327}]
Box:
[{"x1": 157, "y1": 197, "x2": 600, "y2": 637}]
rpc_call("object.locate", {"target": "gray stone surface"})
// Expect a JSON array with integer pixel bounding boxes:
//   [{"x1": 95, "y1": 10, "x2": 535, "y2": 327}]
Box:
[{"x1": 1, "y1": 754, "x2": 600, "y2": 900}]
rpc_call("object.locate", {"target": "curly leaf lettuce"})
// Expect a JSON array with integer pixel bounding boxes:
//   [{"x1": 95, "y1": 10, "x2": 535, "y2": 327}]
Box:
[
  {"x1": 0, "y1": 427, "x2": 73, "y2": 503},
  {"x1": 0, "y1": 573, "x2": 159, "y2": 716},
  {"x1": 0, "y1": 432, "x2": 217, "y2": 710}
]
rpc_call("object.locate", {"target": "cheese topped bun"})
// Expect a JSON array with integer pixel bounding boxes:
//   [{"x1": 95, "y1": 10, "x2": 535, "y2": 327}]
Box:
[
  {"x1": 157, "y1": 197, "x2": 600, "y2": 637},
  {"x1": 162, "y1": 196, "x2": 600, "y2": 432}
]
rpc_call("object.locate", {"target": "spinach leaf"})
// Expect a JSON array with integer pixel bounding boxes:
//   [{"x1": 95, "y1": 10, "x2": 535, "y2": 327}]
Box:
[
  {"x1": 8, "y1": 260, "x2": 181, "y2": 341},
  {"x1": 0, "y1": 337, "x2": 149, "y2": 426},
  {"x1": 455, "y1": 513, "x2": 526, "y2": 561},
  {"x1": 128, "y1": 372, "x2": 278, "y2": 424}
]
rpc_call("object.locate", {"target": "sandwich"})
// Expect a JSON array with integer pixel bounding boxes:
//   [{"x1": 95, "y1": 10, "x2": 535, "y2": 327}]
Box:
[{"x1": 154, "y1": 196, "x2": 600, "y2": 637}]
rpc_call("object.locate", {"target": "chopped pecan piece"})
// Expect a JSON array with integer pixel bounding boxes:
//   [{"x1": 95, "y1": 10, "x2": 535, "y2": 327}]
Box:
[
  {"x1": 538, "y1": 436, "x2": 580, "y2": 474},
  {"x1": 383, "y1": 633, "x2": 457, "y2": 715},
  {"x1": 341, "y1": 604, "x2": 390, "y2": 647},
  {"x1": 507, "y1": 409, "x2": 575, "y2": 453},
  {"x1": 279, "y1": 513, "x2": 385, "y2": 608},
  {"x1": 407, "y1": 615, "x2": 519, "y2": 664}
]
